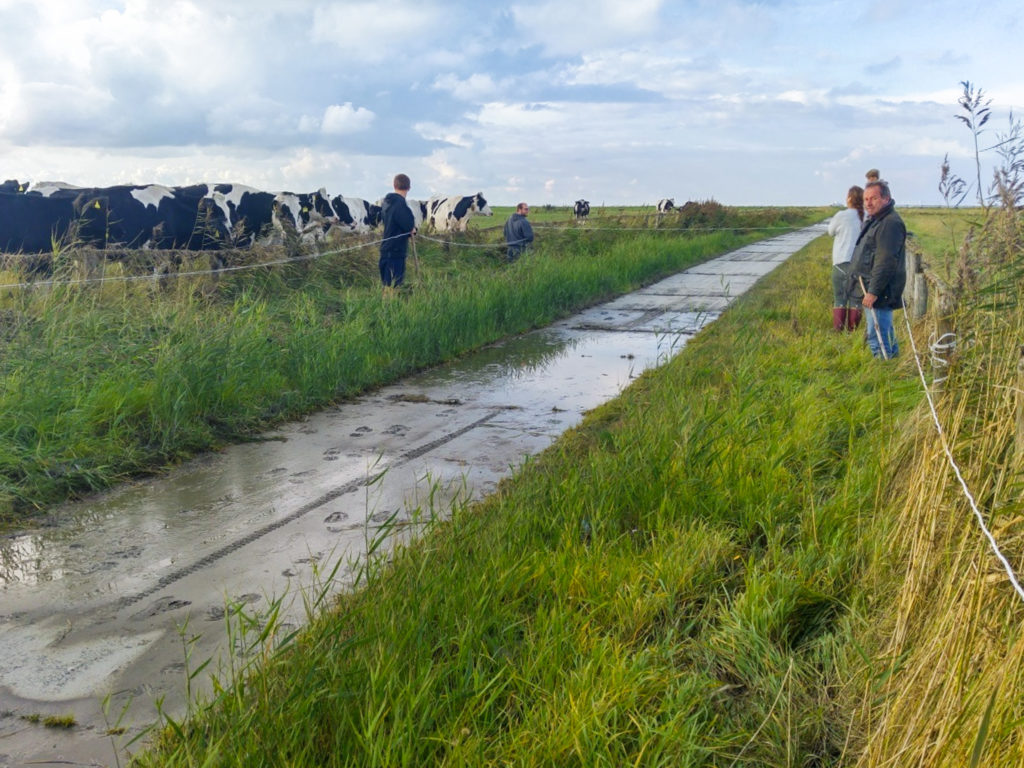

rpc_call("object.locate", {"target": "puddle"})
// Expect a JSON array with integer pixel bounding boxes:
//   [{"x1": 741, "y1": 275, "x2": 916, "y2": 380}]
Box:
[{"x1": 0, "y1": 225, "x2": 825, "y2": 766}]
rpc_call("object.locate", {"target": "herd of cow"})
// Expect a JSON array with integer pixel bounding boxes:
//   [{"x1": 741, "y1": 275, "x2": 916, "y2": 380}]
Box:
[{"x1": 0, "y1": 179, "x2": 496, "y2": 255}]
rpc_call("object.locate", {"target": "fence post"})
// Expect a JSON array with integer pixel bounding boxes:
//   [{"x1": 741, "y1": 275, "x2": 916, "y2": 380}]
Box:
[
  {"x1": 931, "y1": 288, "x2": 957, "y2": 391},
  {"x1": 913, "y1": 272, "x2": 928, "y2": 319}
]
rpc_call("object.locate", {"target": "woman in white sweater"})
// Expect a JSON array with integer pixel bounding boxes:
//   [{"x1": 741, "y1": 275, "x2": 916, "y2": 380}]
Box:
[{"x1": 827, "y1": 185, "x2": 864, "y2": 331}]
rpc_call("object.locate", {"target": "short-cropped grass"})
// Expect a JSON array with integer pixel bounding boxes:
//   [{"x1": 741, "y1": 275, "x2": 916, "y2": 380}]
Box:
[
  {"x1": 135, "y1": 232, "x2": 924, "y2": 766},
  {"x1": 0, "y1": 206, "x2": 823, "y2": 525}
]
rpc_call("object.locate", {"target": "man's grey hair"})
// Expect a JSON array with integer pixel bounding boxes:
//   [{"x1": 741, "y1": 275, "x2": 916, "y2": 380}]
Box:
[{"x1": 866, "y1": 180, "x2": 891, "y2": 200}]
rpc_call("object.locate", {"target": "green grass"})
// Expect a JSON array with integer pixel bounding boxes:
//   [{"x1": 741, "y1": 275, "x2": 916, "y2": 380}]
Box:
[
  {"x1": 135, "y1": 232, "x2": 924, "y2": 767},
  {"x1": 901, "y1": 206, "x2": 986, "y2": 280},
  {"x1": 0, "y1": 206, "x2": 822, "y2": 526}
]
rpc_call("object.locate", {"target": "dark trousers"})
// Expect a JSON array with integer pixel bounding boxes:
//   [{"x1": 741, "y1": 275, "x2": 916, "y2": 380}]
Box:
[{"x1": 379, "y1": 255, "x2": 407, "y2": 287}]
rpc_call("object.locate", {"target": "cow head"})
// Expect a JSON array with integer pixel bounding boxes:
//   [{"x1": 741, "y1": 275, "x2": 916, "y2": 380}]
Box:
[
  {"x1": 474, "y1": 193, "x2": 493, "y2": 216},
  {"x1": 328, "y1": 196, "x2": 356, "y2": 230}
]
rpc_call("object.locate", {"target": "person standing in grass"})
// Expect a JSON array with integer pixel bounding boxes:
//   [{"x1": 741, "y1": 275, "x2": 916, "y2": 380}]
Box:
[
  {"x1": 503, "y1": 202, "x2": 534, "y2": 263},
  {"x1": 827, "y1": 185, "x2": 864, "y2": 331},
  {"x1": 849, "y1": 180, "x2": 906, "y2": 359},
  {"x1": 379, "y1": 173, "x2": 416, "y2": 290},
  {"x1": 866, "y1": 168, "x2": 880, "y2": 184}
]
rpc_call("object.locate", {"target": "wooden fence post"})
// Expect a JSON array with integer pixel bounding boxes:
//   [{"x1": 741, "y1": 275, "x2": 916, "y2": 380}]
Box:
[
  {"x1": 932, "y1": 287, "x2": 957, "y2": 391},
  {"x1": 913, "y1": 272, "x2": 928, "y2": 319}
]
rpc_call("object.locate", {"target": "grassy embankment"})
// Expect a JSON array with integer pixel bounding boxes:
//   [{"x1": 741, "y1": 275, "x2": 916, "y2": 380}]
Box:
[
  {"x1": 0, "y1": 205, "x2": 821, "y2": 527},
  {"x1": 135, "y1": 210, "x2": 943, "y2": 766}
]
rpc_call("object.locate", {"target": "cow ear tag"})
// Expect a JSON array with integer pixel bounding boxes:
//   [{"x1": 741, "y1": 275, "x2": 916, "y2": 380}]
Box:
[{"x1": 94, "y1": 201, "x2": 101, "y2": 209}]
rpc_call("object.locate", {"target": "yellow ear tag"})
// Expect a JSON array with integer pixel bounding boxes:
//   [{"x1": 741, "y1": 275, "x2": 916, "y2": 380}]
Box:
[{"x1": 94, "y1": 201, "x2": 101, "y2": 209}]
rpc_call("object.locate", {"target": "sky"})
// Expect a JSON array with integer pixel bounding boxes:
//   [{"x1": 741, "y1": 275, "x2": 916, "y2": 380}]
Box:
[{"x1": 1, "y1": 0, "x2": 1021, "y2": 207}]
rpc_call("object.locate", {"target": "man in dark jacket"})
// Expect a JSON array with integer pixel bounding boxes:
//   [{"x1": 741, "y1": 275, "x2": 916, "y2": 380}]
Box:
[
  {"x1": 503, "y1": 202, "x2": 534, "y2": 262},
  {"x1": 379, "y1": 173, "x2": 416, "y2": 289},
  {"x1": 849, "y1": 180, "x2": 906, "y2": 358}
]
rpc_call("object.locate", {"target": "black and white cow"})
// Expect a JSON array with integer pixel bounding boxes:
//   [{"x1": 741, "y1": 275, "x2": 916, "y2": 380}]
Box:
[
  {"x1": 205, "y1": 184, "x2": 277, "y2": 246},
  {"x1": 27, "y1": 183, "x2": 230, "y2": 250},
  {"x1": 656, "y1": 198, "x2": 675, "y2": 214},
  {"x1": 0, "y1": 190, "x2": 107, "y2": 254},
  {"x1": 273, "y1": 188, "x2": 338, "y2": 243},
  {"x1": 574, "y1": 199, "x2": 590, "y2": 223},
  {"x1": 404, "y1": 198, "x2": 428, "y2": 231},
  {"x1": 328, "y1": 196, "x2": 382, "y2": 234},
  {"x1": 425, "y1": 193, "x2": 493, "y2": 232}
]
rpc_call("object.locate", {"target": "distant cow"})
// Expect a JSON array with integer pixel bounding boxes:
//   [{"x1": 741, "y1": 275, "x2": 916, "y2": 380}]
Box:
[
  {"x1": 574, "y1": 199, "x2": 590, "y2": 223},
  {"x1": 1, "y1": 179, "x2": 26, "y2": 194},
  {"x1": 425, "y1": 193, "x2": 493, "y2": 233},
  {"x1": 0, "y1": 190, "x2": 107, "y2": 254},
  {"x1": 656, "y1": 198, "x2": 675, "y2": 214}
]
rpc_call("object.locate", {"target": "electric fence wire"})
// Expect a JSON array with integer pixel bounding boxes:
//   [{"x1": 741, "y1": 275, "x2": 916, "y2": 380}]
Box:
[
  {"x1": 900, "y1": 301, "x2": 1024, "y2": 604},
  {"x1": 1, "y1": 221, "x2": 808, "y2": 291}
]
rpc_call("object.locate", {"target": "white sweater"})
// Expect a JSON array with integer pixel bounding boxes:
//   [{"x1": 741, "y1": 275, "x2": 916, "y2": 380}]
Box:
[{"x1": 827, "y1": 207, "x2": 862, "y2": 265}]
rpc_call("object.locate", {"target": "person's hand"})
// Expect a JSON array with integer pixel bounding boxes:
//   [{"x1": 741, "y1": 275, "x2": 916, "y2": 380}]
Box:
[{"x1": 863, "y1": 292, "x2": 877, "y2": 308}]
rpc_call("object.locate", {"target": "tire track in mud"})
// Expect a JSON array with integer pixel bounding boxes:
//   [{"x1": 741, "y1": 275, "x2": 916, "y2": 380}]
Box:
[{"x1": 116, "y1": 409, "x2": 502, "y2": 609}]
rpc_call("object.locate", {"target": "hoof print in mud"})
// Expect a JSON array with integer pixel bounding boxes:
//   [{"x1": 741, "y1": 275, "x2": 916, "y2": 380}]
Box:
[
  {"x1": 383, "y1": 424, "x2": 409, "y2": 435},
  {"x1": 206, "y1": 593, "x2": 261, "y2": 621},
  {"x1": 324, "y1": 510, "x2": 349, "y2": 524},
  {"x1": 349, "y1": 425, "x2": 373, "y2": 437},
  {"x1": 133, "y1": 596, "x2": 192, "y2": 619},
  {"x1": 369, "y1": 509, "x2": 399, "y2": 524}
]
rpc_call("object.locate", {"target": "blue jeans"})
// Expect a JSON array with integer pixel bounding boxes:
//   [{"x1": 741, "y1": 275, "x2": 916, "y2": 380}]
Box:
[{"x1": 864, "y1": 306, "x2": 898, "y2": 358}]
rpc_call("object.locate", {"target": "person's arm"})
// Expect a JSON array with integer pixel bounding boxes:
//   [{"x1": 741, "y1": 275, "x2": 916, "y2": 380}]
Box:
[
  {"x1": 827, "y1": 213, "x2": 840, "y2": 236},
  {"x1": 522, "y1": 219, "x2": 534, "y2": 245},
  {"x1": 398, "y1": 202, "x2": 415, "y2": 235}
]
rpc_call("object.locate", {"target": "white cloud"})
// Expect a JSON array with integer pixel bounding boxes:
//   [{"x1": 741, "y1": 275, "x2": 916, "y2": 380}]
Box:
[
  {"x1": 511, "y1": 0, "x2": 664, "y2": 55},
  {"x1": 433, "y1": 73, "x2": 499, "y2": 101},
  {"x1": 413, "y1": 121, "x2": 474, "y2": 148},
  {"x1": 321, "y1": 103, "x2": 376, "y2": 135},
  {"x1": 310, "y1": 2, "x2": 442, "y2": 63}
]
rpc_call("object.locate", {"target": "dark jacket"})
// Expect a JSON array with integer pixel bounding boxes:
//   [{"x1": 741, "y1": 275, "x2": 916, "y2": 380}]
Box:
[
  {"x1": 849, "y1": 201, "x2": 906, "y2": 310},
  {"x1": 503, "y1": 213, "x2": 534, "y2": 260},
  {"x1": 379, "y1": 192, "x2": 415, "y2": 260}
]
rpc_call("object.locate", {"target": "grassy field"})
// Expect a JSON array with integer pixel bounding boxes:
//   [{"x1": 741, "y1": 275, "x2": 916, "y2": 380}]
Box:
[{"x1": 0, "y1": 204, "x2": 824, "y2": 527}]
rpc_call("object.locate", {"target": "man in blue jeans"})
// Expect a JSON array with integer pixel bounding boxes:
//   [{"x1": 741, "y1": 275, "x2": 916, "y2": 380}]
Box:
[{"x1": 849, "y1": 180, "x2": 906, "y2": 359}]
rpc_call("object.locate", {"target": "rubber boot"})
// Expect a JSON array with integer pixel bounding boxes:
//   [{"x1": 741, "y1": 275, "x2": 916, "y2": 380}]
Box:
[
  {"x1": 846, "y1": 308, "x2": 862, "y2": 331},
  {"x1": 832, "y1": 307, "x2": 847, "y2": 332}
]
